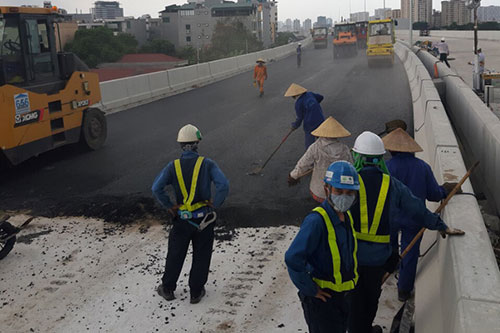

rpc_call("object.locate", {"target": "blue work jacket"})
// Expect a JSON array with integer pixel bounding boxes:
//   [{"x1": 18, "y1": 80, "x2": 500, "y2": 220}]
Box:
[
  {"x1": 355, "y1": 166, "x2": 448, "y2": 267},
  {"x1": 291, "y1": 92, "x2": 325, "y2": 132},
  {"x1": 387, "y1": 153, "x2": 447, "y2": 245},
  {"x1": 285, "y1": 201, "x2": 356, "y2": 297},
  {"x1": 151, "y1": 151, "x2": 229, "y2": 211}
]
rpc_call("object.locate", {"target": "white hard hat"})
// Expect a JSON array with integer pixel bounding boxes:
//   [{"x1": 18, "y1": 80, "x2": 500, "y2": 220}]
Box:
[
  {"x1": 441, "y1": 37, "x2": 445, "y2": 42},
  {"x1": 177, "y1": 124, "x2": 202, "y2": 143},
  {"x1": 298, "y1": 42, "x2": 302, "y2": 46},
  {"x1": 352, "y1": 131, "x2": 386, "y2": 155}
]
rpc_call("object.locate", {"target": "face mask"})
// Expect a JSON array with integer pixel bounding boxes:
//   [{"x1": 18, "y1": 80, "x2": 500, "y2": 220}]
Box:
[{"x1": 330, "y1": 194, "x2": 356, "y2": 213}]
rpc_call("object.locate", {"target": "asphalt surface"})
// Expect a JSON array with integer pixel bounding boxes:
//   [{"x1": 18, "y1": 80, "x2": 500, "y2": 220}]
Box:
[{"x1": 0, "y1": 43, "x2": 413, "y2": 227}]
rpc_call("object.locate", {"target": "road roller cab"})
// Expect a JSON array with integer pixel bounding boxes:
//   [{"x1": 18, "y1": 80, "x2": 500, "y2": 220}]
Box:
[{"x1": 0, "y1": 6, "x2": 106, "y2": 166}]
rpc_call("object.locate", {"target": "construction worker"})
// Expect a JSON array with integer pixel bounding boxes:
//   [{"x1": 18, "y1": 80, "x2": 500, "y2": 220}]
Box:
[
  {"x1": 436, "y1": 37, "x2": 450, "y2": 68},
  {"x1": 347, "y1": 131, "x2": 465, "y2": 333},
  {"x1": 468, "y1": 47, "x2": 486, "y2": 92},
  {"x1": 383, "y1": 128, "x2": 461, "y2": 301},
  {"x1": 297, "y1": 42, "x2": 302, "y2": 68},
  {"x1": 253, "y1": 58, "x2": 267, "y2": 97},
  {"x1": 288, "y1": 116, "x2": 353, "y2": 203},
  {"x1": 285, "y1": 161, "x2": 360, "y2": 333},
  {"x1": 284, "y1": 83, "x2": 325, "y2": 150},
  {"x1": 152, "y1": 124, "x2": 229, "y2": 304}
]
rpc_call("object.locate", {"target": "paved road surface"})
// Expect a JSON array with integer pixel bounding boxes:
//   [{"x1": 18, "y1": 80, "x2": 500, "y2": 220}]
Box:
[{"x1": 0, "y1": 44, "x2": 412, "y2": 227}]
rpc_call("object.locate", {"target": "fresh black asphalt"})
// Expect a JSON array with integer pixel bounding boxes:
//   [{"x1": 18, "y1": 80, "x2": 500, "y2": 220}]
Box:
[{"x1": 0, "y1": 44, "x2": 412, "y2": 227}]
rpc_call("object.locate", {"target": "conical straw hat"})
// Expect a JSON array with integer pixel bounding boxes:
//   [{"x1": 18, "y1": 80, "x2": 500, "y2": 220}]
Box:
[
  {"x1": 311, "y1": 116, "x2": 351, "y2": 138},
  {"x1": 256, "y1": 58, "x2": 266, "y2": 63},
  {"x1": 382, "y1": 128, "x2": 423, "y2": 152},
  {"x1": 284, "y1": 83, "x2": 307, "y2": 97}
]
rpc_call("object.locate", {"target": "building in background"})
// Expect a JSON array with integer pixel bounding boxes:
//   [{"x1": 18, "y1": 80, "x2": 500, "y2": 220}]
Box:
[
  {"x1": 374, "y1": 8, "x2": 392, "y2": 20},
  {"x1": 401, "y1": 0, "x2": 432, "y2": 23},
  {"x1": 157, "y1": 0, "x2": 277, "y2": 50},
  {"x1": 391, "y1": 9, "x2": 402, "y2": 19},
  {"x1": 92, "y1": 1, "x2": 124, "y2": 19},
  {"x1": 285, "y1": 18, "x2": 292, "y2": 31},
  {"x1": 326, "y1": 17, "x2": 333, "y2": 27},
  {"x1": 303, "y1": 18, "x2": 312, "y2": 32},
  {"x1": 293, "y1": 19, "x2": 301, "y2": 32},
  {"x1": 478, "y1": 5, "x2": 500, "y2": 22},
  {"x1": 316, "y1": 16, "x2": 327, "y2": 27},
  {"x1": 441, "y1": 0, "x2": 471, "y2": 27},
  {"x1": 350, "y1": 11, "x2": 369, "y2": 22},
  {"x1": 431, "y1": 10, "x2": 442, "y2": 28}
]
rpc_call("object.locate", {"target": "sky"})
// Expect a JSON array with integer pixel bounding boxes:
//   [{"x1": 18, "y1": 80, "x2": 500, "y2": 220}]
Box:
[{"x1": 4, "y1": 0, "x2": 499, "y2": 21}]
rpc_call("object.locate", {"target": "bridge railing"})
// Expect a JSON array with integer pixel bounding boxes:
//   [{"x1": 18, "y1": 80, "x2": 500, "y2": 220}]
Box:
[
  {"x1": 97, "y1": 37, "x2": 312, "y2": 115},
  {"x1": 395, "y1": 41, "x2": 500, "y2": 333}
]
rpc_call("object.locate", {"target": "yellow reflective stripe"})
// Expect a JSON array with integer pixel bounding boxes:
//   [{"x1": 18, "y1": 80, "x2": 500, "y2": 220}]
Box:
[
  {"x1": 369, "y1": 174, "x2": 390, "y2": 235},
  {"x1": 358, "y1": 176, "x2": 369, "y2": 234},
  {"x1": 311, "y1": 207, "x2": 358, "y2": 292},
  {"x1": 175, "y1": 157, "x2": 208, "y2": 212},
  {"x1": 355, "y1": 232, "x2": 390, "y2": 243},
  {"x1": 347, "y1": 210, "x2": 359, "y2": 284}
]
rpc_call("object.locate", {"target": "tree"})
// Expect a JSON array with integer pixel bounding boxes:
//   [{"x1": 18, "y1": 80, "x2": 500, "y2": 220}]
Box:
[
  {"x1": 65, "y1": 27, "x2": 138, "y2": 68},
  {"x1": 413, "y1": 21, "x2": 429, "y2": 30},
  {"x1": 208, "y1": 21, "x2": 263, "y2": 60},
  {"x1": 139, "y1": 39, "x2": 176, "y2": 55},
  {"x1": 274, "y1": 32, "x2": 296, "y2": 47},
  {"x1": 176, "y1": 46, "x2": 197, "y2": 64}
]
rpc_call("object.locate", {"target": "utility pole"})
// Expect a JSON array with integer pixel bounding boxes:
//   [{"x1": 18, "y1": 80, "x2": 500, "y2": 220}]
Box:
[
  {"x1": 466, "y1": 0, "x2": 481, "y2": 90},
  {"x1": 409, "y1": 0, "x2": 413, "y2": 46},
  {"x1": 364, "y1": 0, "x2": 366, "y2": 13}
]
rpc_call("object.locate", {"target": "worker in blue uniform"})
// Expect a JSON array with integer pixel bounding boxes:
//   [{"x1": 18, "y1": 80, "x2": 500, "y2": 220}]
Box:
[
  {"x1": 284, "y1": 83, "x2": 325, "y2": 150},
  {"x1": 347, "y1": 131, "x2": 465, "y2": 333},
  {"x1": 152, "y1": 124, "x2": 229, "y2": 304},
  {"x1": 383, "y1": 128, "x2": 461, "y2": 301},
  {"x1": 285, "y1": 160, "x2": 360, "y2": 333}
]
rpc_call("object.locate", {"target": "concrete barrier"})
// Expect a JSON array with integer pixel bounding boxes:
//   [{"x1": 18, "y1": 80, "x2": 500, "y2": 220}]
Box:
[
  {"x1": 99, "y1": 37, "x2": 312, "y2": 113},
  {"x1": 397, "y1": 30, "x2": 500, "y2": 42},
  {"x1": 415, "y1": 47, "x2": 500, "y2": 216},
  {"x1": 395, "y1": 41, "x2": 500, "y2": 333}
]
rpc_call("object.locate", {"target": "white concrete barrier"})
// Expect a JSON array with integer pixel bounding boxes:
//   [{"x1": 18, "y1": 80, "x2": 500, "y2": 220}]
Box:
[
  {"x1": 99, "y1": 37, "x2": 313, "y2": 113},
  {"x1": 397, "y1": 30, "x2": 500, "y2": 42},
  {"x1": 395, "y1": 41, "x2": 500, "y2": 333}
]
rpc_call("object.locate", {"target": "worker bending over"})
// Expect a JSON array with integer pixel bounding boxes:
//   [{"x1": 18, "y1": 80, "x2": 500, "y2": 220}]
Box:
[
  {"x1": 152, "y1": 124, "x2": 229, "y2": 304},
  {"x1": 288, "y1": 116, "x2": 352, "y2": 202},
  {"x1": 285, "y1": 83, "x2": 325, "y2": 149},
  {"x1": 383, "y1": 128, "x2": 461, "y2": 301},
  {"x1": 286, "y1": 161, "x2": 360, "y2": 333},
  {"x1": 347, "y1": 131, "x2": 464, "y2": 333}
]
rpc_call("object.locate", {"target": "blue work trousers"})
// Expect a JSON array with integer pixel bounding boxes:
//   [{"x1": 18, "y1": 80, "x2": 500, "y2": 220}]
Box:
[
  {"x1": 299, "y1": 290, "x2": 351, "y2": 333},
  {"x1": 304, "y1": 131, "x2": 316, "y2": 150},
  {"x1": 162, "y1": 218, "x2": 215, "y2": 297},
  {"x1": 398, "y1": 228, "x2": 422, "y2": 293}
]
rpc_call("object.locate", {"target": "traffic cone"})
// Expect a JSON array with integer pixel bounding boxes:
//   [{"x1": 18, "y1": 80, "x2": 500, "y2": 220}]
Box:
[{"x1": 434, "y1": 62, "x2": 439, "y2": 78}]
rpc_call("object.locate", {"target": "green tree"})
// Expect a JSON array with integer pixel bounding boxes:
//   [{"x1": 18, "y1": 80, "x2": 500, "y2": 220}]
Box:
[
  {"x1": 208, "y1": 21, "x2": 263, "y2": 60},
  {"x1": 273, "y1": 32, "x2": 296, "y2": 47},
  {"x1": 65, "y1": 27, "x2": 138, "y2": 68},
  {"x1": 176, "y1": 46, "x2": 197, "y2": 64},
  {"x1": 413, "y1": 21, "x2": 429, "y2": 30},
  {"x1": 139, "y1": 39, "x2": 176, "y2": 55}
]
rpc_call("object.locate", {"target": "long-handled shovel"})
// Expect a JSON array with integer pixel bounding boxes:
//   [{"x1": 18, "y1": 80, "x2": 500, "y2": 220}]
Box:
[
  {"x1": 248, "y1": 128, "x2": 295, "y2": 176},
  {"x1": 381, "y1": 160, "x2": 479, "y2": 285}
]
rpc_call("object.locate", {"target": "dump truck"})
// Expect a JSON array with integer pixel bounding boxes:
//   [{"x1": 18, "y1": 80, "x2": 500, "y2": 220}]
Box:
[
  {"x1": 0, "y1": 6, "x2": 106, "y2": 167},
  {"x1": 333, "y1": 22, "x2": 357, "y2": 59},
  {"x1": 312, "y1": 27, "x2": 328, "y2": 49},
  {"x1": 366, "y1": 19, "x2": 396, "y2": 67},
  {"x1": 355, "y1": 21, "x2": 368, "y2": 49}
]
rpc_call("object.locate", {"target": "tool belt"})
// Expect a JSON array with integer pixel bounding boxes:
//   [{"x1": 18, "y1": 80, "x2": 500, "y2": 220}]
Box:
[{"x1": 178, "y1": 209, "x2": 217, "y2": 232}]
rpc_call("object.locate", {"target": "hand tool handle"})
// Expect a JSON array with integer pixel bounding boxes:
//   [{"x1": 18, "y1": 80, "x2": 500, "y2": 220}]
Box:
[{"x1": 260, "y1": 128, "x2": 295, "y2": 170}]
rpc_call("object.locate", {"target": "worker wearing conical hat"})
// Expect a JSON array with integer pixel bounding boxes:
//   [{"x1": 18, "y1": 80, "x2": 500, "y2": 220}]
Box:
[
  {"x1": 288, "y1": 116, "x2": 352, "y2": 202},
  {"x1": 384, "y1": 128, "x2": 462, "y2": 302},
  {"x1": 253, "y1": 59, "x2": 267, "y2": 97},
  {"x1": 285, "y1": 83, "x2": 325, "y2": 150}
]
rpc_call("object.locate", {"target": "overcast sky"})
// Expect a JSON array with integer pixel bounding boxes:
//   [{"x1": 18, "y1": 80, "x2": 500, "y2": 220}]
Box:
[{"x1": 4, "y1": 0, "x2": 499, "y2": 21}]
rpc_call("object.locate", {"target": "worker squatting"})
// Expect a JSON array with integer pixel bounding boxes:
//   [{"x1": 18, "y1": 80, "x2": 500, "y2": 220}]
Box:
[{"x1": 151, "y1": 84, "x2": 465, "y2": 332}]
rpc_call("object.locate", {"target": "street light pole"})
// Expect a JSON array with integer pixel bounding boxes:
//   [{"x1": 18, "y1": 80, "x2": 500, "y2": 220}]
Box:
[{"x1": 409, "y1": 0, "x2": 413, "y2": 46}]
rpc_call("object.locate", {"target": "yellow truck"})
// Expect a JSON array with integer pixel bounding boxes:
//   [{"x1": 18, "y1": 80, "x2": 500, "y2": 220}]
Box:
[
  {"x1": 0, "y1": 6, "x2": 106, "y2": 167},
  {"x1": 366, "y1": 19, "x2": 396, "y2": 67}
]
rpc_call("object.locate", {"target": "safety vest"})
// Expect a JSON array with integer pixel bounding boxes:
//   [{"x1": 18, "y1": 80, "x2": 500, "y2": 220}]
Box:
[
  {"x1": 312, "y1": 207, "x2": 359, "y2": 293},
  {"x1": 174, "y1": 156, "x2": 209, "y2": 212},
  {"x1": 355, "y1": 174, "x2": 391, "y2": 243}
]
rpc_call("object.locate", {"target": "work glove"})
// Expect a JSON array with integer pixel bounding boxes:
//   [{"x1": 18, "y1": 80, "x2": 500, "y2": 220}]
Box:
[
  {"x1": 288, "y1": 174, "x2": 300, "y2": 187},
  {"x1": 439, "y1": 227, "x2": 465, "y2": 239},
  {"x1": 442, "y1": 182, "x2": 462, "y2": 196},
  {"x1": 383, "y1": 250, "x2": 400, "y2": 274}
]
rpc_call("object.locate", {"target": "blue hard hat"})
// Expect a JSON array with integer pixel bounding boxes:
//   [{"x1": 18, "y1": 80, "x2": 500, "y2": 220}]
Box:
[{"x1": 324, "y1": 161, "x2": 360, "y2": 190}]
